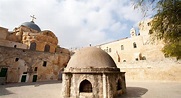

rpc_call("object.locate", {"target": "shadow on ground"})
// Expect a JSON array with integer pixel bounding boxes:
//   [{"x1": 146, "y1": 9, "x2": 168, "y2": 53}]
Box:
[
  {"x1": 0, "y1": 80, "x2": 62, "y2": 96},
  {"x1": 0, "y1": 86, "x2": 13, "y2": 96},
  {"x1": 2, "y1": 80, "x2": 62, "y2": 87},
  {"x1": 117, "y1": 87, "x2": 148, "y2": 98}
]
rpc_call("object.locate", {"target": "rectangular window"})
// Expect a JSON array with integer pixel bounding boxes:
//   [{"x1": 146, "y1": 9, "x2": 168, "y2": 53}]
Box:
[
  {"x1": 43, "y1": 61, "x2": 47, "y2": 67},
  {"x1": 147, "y1": 23, "x2": 150, "y2": 26},
  {"x1": 121, "y1": 45, "x2": 124, "y2": 50},
  {"x1": 109, "y1": 48, "x2": 111, "y2": 52},
  {"x1": 34, "y1": 67, "x2": 38, "y2": 71},
  {"x1": 133, "y1": 42, "x2": 137, "y2": 48}
]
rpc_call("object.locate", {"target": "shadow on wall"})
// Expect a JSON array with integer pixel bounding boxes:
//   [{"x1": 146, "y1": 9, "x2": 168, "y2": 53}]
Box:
[{"x1": 117, "y1": 87, "x2": 148, "y2": 98}]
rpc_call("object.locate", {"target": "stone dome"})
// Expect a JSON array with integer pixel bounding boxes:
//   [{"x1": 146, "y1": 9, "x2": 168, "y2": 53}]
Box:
[
  {"x1": 21, "y1": 21, "x2": 41, "y2": 32},
  {"x1": 67, "y1": 47, "x2": 117, "y2": 68}
]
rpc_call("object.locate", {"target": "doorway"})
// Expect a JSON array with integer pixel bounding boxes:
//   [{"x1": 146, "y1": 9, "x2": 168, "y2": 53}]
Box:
[
  {"x1": 32, "y1": 75, "x2": 37, "y2": 82},
  {"x1": 21, "y1": 75, "x2": 26, "y2": 82},
  {"x1": 0, "y1": 68, "x2": 8, "y2": 77}
]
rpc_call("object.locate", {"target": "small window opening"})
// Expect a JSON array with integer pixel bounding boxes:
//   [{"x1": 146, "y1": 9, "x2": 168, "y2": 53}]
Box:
[
  {"x1": 123, "y1": 60, "x2": 126, "y2": 62},
  {"x1": 135, "y1": 58, "x2": 138, "y2": 61},
  {"x1": 43, "y1": 61, "x2": 47, "y2": 67},
  {"x1": 121, "y1": 45, "x2": 124, "y2": 50},
  {"x1": 133, "y1": 42, "x2": 137, "y2": 48},
  {"x1": 79, "y1": 80, "x2": 92, "y2": 92},
  {"x1": 109, "y1": 48, "x2": 111, "y2": 52},
  {"x1": 14, "y1": 45, "x2": 17, "y2": 48},
  {"x1": 147, "y1": 22, "x2": 150, "y2": 26},
  {"x1": 34, "y1": 67, "x2": 38, "y2": 71},
  {"x1": 15, "y1": 58, "x2": 19, "y2": 62}
]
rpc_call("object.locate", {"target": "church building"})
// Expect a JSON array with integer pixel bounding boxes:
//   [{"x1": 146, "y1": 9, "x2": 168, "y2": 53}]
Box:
[{"x1": 0, "y1": 16, "x2": 70, "y2": 84}]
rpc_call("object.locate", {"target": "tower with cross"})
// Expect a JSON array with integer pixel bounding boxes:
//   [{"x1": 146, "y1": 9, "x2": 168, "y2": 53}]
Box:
[{"x1": 30, "y1": 15, "x2": 36, "y2": 23}]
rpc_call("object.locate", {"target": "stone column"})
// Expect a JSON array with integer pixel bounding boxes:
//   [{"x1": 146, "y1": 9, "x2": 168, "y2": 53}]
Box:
[
  {"x1": 62, "y1": 73, "x2": 71, "y2": 97},
  {"x1": 103, "y1": 74, "x2": 107, "y2": 98},
  {"x1": 121, "y1": 72, "x2": 127, "y2": 94}
]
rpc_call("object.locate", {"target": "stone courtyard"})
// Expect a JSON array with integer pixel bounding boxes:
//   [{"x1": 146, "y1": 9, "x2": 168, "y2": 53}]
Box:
[{"x1": 0, "y1": 81, "x2": 181, "y2": 98}]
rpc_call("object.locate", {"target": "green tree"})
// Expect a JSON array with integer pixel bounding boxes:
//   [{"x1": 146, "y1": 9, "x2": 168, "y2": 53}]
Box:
[{"x1": 133, "y1": 0, "x2": 181, "y2": 59}]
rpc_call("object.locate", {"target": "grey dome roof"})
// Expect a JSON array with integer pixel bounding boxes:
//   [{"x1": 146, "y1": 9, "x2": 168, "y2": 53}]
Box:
[
  {"x1": 67, "y1": 47, "x2": 117, "y2": 68},
  {"x1": 21, "y1": 21, "x2": 41, "y2": 32}
]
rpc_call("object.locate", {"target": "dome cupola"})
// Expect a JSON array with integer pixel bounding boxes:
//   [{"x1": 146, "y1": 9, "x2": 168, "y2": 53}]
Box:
[
  {"x1": 66, "y1": 47, "x2": 117, "y2": 68},
  {"x1": 21, "y1": 21, "x2": 41, "y2": 32}
]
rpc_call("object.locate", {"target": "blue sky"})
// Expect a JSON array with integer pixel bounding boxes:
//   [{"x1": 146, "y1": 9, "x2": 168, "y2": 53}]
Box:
[{"x1": 0, "y1": 0, "x2": 150, "y2": 48}]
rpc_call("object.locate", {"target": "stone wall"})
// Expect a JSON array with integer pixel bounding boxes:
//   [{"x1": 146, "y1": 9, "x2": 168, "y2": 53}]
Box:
[
  {"x1": 22, "y1": 30, "x2": 58, "y2": 53},
  {"x1": 118, "y1": 59, "x2": 181, "y2": 82},
  {"x1": 0, "y1": 39, "x2": 28, "y2": 49},
  {"x1": 2, "y1": 25, "x2": 58, "y2": 53},
  {"x1": 62, "y1": 67, "x2": 126, "y2": 98},
  {"x1": 97, "y1": 36, "x2": 165, "y2": 65},
  {"x1": 0, "y1": 27, "x2": 8, "y2": 39},
  {"x1": 0, "y1": 46, "x2": 70, "y2": 83}
]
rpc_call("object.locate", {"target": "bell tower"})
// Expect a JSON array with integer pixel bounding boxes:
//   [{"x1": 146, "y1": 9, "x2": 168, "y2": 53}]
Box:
[{"x1": 130, "y1": 28, "x2": 136, "y2": 37}]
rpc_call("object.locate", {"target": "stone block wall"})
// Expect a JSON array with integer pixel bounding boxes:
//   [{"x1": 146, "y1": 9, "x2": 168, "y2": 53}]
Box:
[
  {"x1": 118, "y1": 59, "x2": 181, "y2": 82},
  {"x1": 0, "y1": 46, "x2": 70, "y2": 83}
]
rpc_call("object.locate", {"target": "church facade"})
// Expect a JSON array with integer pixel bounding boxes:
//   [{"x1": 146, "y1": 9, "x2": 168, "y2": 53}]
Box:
[{"x1": 0, "y1": 20, "x2": 70, "y2": 83}]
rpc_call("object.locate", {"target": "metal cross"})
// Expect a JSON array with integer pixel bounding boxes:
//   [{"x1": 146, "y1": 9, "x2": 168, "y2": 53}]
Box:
[{"x1": 30, "y1": 15, "x2": 36, "y2": 22}]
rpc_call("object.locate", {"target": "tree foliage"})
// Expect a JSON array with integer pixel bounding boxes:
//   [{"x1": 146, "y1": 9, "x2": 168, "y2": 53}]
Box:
[{"x1": 134, "y1": 0, "x2": 181, "y2": 59}]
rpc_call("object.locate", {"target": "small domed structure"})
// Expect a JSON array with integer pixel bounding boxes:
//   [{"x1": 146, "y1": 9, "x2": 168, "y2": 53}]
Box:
[
  {"x1": 21, "y1": 21, "x2": 41, "y2": 32},
  {"x1": 67, "y1": 47, "x2": 117, "y2": 68},
  {"x1": 62, "y1": 47, "x2": 126, "y2": 98}
]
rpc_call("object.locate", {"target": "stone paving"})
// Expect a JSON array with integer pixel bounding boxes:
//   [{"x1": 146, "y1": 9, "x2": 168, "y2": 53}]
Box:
[{"x1": 0, "y1": 81, "x2": 181, "y2": 98}]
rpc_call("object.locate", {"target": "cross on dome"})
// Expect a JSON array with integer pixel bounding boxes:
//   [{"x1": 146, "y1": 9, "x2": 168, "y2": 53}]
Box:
[{"x1": 30, "y1": 15, "x2": 36, "y2": 22}]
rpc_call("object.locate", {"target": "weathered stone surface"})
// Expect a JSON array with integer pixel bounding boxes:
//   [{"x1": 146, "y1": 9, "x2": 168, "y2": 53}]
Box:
[
  {"x1": 62, "y1": 47, "x2": 126, "y2": 98},
  {"x1": 0, "y1": 46, "x2": 70, "y2": 83},
  {"x1": 0, "y1": 23, "x2": 70, "y2": 84}
]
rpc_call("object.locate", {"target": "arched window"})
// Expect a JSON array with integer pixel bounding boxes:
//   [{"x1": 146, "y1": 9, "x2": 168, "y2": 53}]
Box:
[
  {"x1": 44, "y1": 44, "x2": 50, "y2": 52},
  {"x1": 117, "y1": 79, "x2": 122, "y2": 90},
  {"x1": 133, "y1": 42, "x2": 137, "y2": 48},
  {"x1": 79, "y1": 80, "x2": 92, "y2": 92},
  {"x1": 30, "y1": 42, "x2": 36, "y2": 50},
  {"x1": 14, "y1": 45, "x2": 17, "y2": 48}
]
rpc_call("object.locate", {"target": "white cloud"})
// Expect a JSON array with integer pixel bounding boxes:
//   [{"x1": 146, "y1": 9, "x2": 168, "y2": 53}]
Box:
[{"x1": 0, "y1": 0, "x2": 143, "y2": 48}]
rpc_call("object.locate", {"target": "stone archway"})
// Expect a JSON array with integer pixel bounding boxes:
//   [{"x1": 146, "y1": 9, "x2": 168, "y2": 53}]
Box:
[
  {"x1": 117, "y1": 79, "x2": 122, "y2": 90},
  {"x1": 117, "y1": 79, "x2": 123, "y2": 95},
  {"x1": 79, "y1": 79, "x2": 92, "y2": 92}
]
